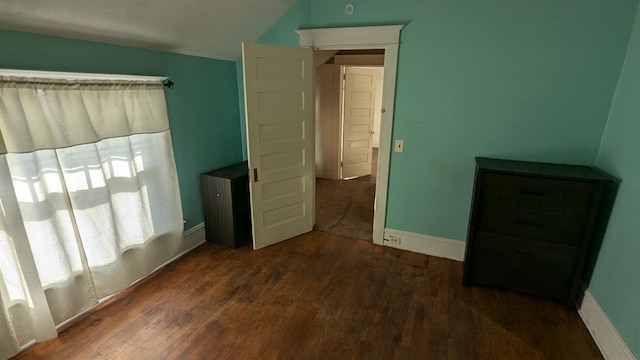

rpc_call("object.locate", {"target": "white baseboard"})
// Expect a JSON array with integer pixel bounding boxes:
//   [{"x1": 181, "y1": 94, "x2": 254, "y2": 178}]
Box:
[
  {"x1": 382, "y1": 228, "x2": 466, "y2": 261},
  {"x1": 578, "y1": 286, "x2": 636, "y2": 360},
  {"x1": 182, "y1": 222, "x2": 206, "y2": 254}
]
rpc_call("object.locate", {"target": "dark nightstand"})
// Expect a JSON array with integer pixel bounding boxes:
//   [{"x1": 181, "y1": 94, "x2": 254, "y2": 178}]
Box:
[{"x1": 201, "y1": 161, "x2": 251, "y2": 248}]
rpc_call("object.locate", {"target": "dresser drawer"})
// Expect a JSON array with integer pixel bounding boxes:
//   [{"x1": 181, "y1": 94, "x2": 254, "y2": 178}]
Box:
[
  {"x1": 480, "y1": 173, "x2": 595, "y2": 212},
  {"x1": 477, "y1": 204, "x2": 587, "y2": 245},
  {"x1": 467, "y1": 232, "x2": 578, "y2": 301},
  {"x1": 477, "y1": 173, "x2": 595, "y2": 245}
]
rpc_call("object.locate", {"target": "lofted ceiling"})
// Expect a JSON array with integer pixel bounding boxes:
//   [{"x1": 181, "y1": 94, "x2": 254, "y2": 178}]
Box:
[{"x1": 0, "y1": 0, "x2": 298, "y2": 61}]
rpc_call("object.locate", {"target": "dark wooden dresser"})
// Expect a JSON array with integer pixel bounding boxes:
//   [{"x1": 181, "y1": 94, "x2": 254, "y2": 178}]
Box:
[
  {"x1": 462, "y1": 157, "x2": 617, "y2": 307},
  {"x1": 201, "y1": 161, "x2": 251, "y2": 248}
]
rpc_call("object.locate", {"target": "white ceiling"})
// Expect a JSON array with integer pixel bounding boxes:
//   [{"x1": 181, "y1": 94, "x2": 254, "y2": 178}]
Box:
[{"x1": 0, "y1": 0, "x2": 297, "y2": 61}]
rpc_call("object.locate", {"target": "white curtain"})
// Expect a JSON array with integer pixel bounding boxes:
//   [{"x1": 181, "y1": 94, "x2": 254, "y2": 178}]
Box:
[{"x1": 0, "y1": 76, "x2": 183, "y2": 358}]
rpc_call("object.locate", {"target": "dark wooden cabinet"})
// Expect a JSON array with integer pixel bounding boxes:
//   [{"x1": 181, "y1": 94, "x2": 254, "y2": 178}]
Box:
[
  {"x1": 201, "y1": 161, "x2": 251, "y2": 248},
  {"x1": 462, "y1": 157, "x2": 617, "y2": 307}
]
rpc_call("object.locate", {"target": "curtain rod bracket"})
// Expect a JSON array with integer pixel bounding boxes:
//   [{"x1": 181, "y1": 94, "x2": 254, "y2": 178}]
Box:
[{"x1": 163, "y1": 80, "x2": 174, "y2": 90}]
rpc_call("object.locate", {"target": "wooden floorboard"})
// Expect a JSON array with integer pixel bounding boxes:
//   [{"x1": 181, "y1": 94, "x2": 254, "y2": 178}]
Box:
[{"x1": 13, "y1": 231, "x2": 602, "y2": 360}]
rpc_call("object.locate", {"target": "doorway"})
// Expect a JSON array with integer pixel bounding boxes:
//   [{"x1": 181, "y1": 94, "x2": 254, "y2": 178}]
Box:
[
  {"x1": 314, "y1": 51, "x2": 384, "y2": 241},
  {"x1": 296, "y1": 25, "x2": 403, "y2": 246},
  {"x1": 242, "y1": 25, "x2": 403, "y2": 249}
]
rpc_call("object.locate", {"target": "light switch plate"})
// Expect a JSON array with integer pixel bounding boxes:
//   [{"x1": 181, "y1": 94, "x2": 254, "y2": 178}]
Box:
[{"x1": 394, "y1": 139, "x2": 405, "y2": 153}]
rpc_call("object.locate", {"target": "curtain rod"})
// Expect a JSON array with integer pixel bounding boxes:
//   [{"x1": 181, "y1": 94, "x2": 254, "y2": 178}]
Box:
[{"x1": 0, "y1": 68, "x2": 168, "y2": 82}]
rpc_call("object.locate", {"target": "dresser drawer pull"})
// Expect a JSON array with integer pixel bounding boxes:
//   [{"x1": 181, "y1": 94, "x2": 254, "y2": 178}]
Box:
[
  {"x1": 520, "y1": 190, "x2": 545, "y2": 197},
  {"x1": 512, "y1": 249, "x2": 535, "y2": 257},
  {"x1": 515, "y1": 220, "x2": 541, "y2": 227}
]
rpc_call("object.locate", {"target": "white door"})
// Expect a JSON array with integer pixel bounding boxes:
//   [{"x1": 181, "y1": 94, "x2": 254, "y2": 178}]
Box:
[
  {"x1": 341, "y1": 67, "x2": 377, "y2": 179},
  {"x1": 242, "y1": 42, "x2": 315, "y2": 250}
]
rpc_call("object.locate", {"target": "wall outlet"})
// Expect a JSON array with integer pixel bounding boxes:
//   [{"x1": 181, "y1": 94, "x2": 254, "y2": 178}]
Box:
[{"x1": 386, "y1": 235, "x2": 401, "y2": 245}]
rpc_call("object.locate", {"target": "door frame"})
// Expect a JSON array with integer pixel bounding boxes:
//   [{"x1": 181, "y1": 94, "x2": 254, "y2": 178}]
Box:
[{"x1": 296, "y1": 25, "x2": 404, "y2": 246}]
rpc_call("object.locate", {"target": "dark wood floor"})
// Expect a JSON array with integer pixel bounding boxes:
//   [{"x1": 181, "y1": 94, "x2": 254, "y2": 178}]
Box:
[{"x1": 14, "y1": 231, "x2": 602, "y2": 360}]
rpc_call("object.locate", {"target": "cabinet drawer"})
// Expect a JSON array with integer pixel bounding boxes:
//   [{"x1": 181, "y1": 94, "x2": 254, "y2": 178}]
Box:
[
  {"x1": 467, "y1": 232, "x2": 578, "y2": 301},
  {"x1": 477, "y1": 173, "x2": 595, "y2": 245},
  {"x1": 477, "y1": 204, "x2": 587, "y2": 245},
  {"x1": 480, "y1": 173, "x2": 595, "y2": 212}
]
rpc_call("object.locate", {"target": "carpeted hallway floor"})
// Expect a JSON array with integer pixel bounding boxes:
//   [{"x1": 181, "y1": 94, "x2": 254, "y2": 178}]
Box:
[
  {"x1": 314, "y1": 148, "x2": 378, "y2": 241},
  {"x1": 314, "y1": 178, "x2": 375, "y2": 241}
]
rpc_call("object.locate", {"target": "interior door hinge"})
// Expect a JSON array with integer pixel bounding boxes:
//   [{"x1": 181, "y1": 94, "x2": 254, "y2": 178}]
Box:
[{"x1": 253, "y1": 168, "x2": 259, "y2": 183}]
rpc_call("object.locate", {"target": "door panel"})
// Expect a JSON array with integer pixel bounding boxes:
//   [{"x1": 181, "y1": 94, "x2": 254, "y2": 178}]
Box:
[
  {"x1": 342, "y1": 67, "x2": 377, "y2": 179},
  {"x1": 242, "y1": 42, "x2": 315, "y2": 249}
]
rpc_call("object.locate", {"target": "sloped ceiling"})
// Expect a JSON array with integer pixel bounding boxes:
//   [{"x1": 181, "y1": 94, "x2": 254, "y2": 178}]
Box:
[{"x1": 0, "y1": 0, "x2": 297, "y2": 61}]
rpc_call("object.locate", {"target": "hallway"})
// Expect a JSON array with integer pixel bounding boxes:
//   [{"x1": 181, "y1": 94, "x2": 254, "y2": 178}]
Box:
[{"x1": 314, "y1": 148, "x2": 378, "y2": 241}]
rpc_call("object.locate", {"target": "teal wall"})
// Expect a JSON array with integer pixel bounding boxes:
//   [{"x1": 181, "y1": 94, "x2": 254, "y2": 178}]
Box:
[
  {"x1": 0, "y1": 29, "x2": 243, "y2": 229},
  {"x1": 589, "y1": 4, "x2": 640, "y2": 356},
  {"x1": 251, "y1": 0, "x2": 640, "y2": 352},
  {"x1": 254, "y1": 0, "x2": 637, "y2": 241}
]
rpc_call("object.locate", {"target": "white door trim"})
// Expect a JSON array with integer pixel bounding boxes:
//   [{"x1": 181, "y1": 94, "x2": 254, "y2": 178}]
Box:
[
  {"x1": 296, "y1": 25, "x2": 404, "y2": 246},
  {"x1": 296, "y1": 25, "x2": 404, "y2": 48}
]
